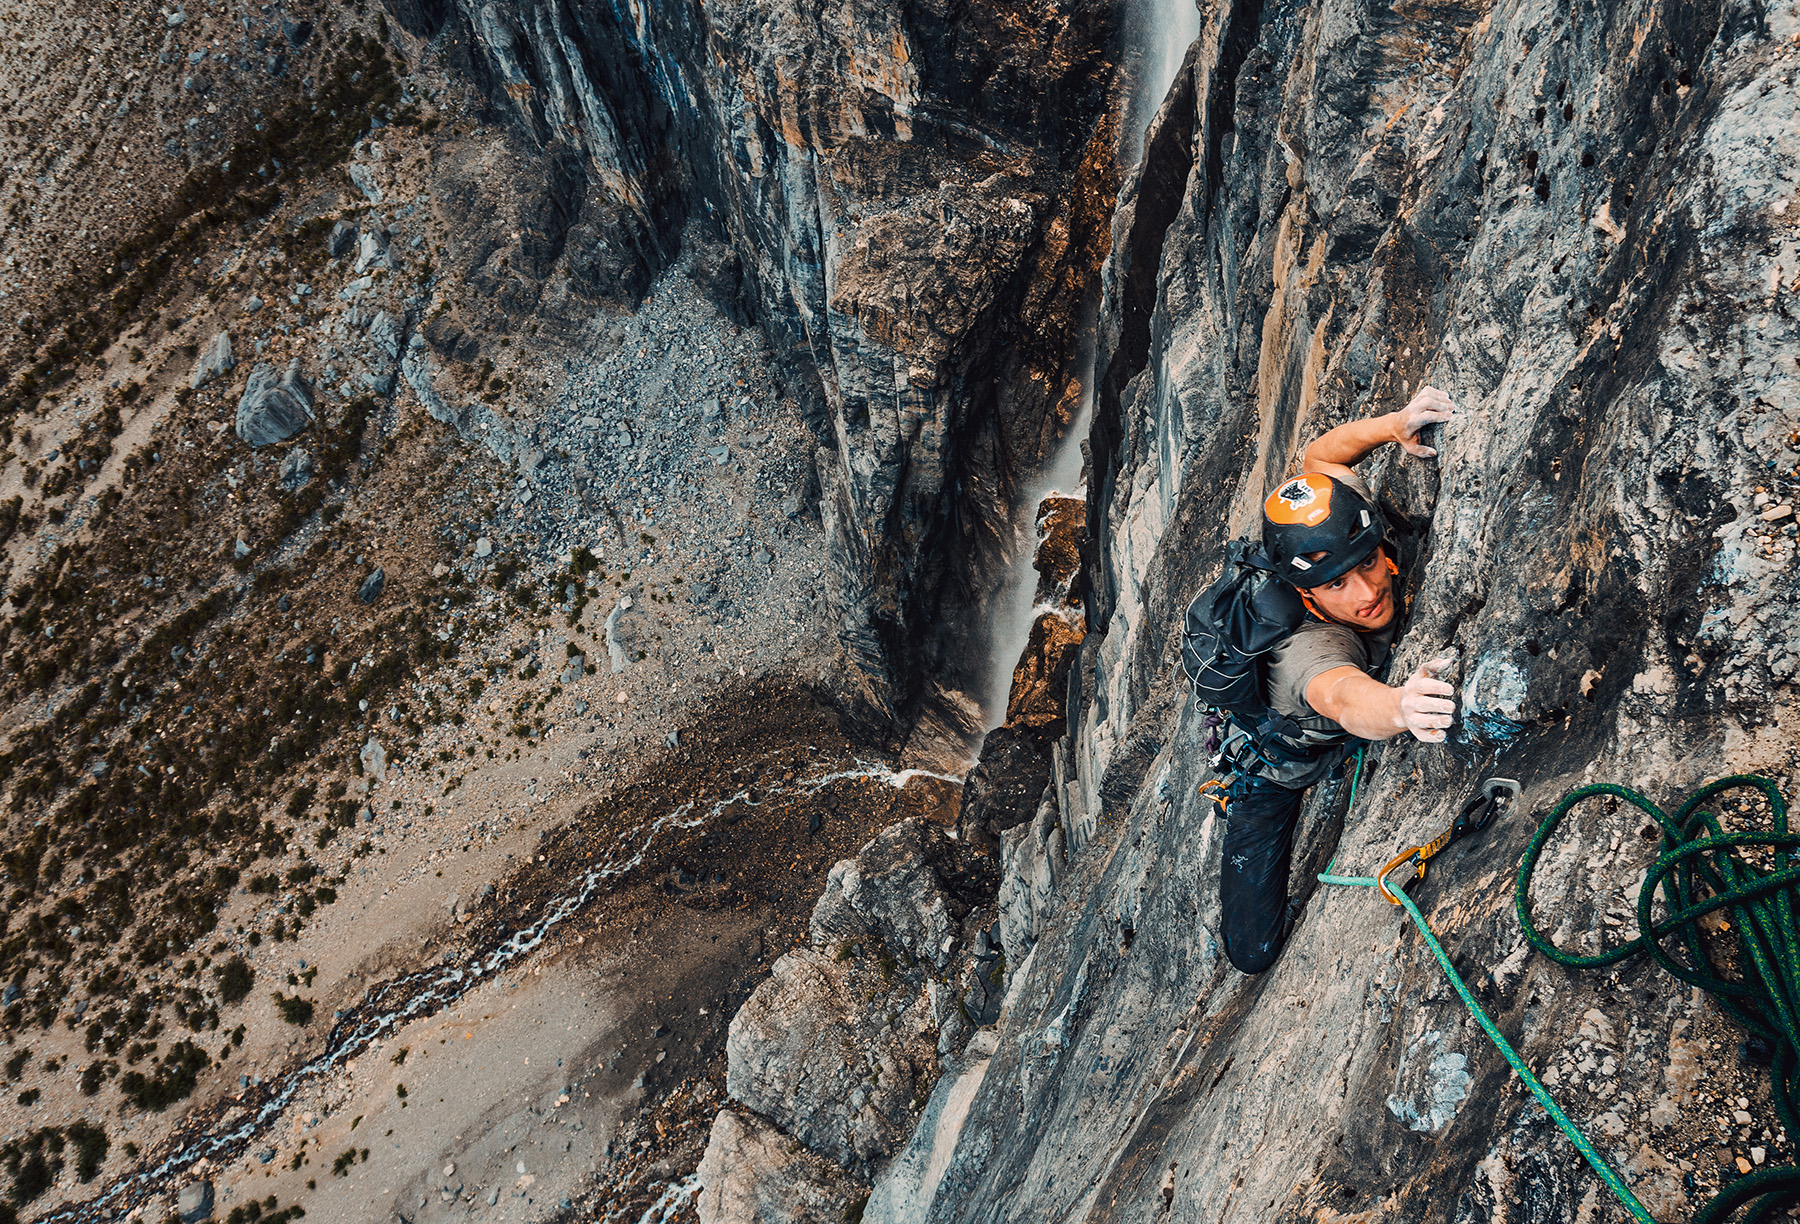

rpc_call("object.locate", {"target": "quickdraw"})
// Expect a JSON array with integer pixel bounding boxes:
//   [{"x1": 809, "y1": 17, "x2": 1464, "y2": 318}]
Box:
[{"x1": 1375, "y1": 776, "x2": 1520, "y2": 904}]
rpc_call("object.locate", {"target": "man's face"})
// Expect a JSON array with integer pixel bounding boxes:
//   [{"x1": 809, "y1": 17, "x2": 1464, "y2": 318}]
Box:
[{"x1": 1304, "y1": 546, "x2": 1396, "y2": 630}]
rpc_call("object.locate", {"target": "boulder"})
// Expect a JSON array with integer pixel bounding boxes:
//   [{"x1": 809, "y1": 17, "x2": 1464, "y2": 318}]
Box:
[
  {"x1": 176, "y1": 1179, "x2": 214, "y2": 1223},
  {"x1": 725, "y1": 948, "x2": 935, "y2": 1176},
  {"x1": 189, "y1": 331, "x2": 235, "y2": 389},
  {"x1": 359, "y1": 738, "x2": 387, "y2": 783},
  {"x1": 353, "y1": 228, "x2": 391, "y2": 274},
  {"x1": 809, "y1": 819, "x2": 979, "y2": 972},
  {"x1": 694, "y1": 1109, "x2": 864, "y2": 1224},
  {"x1": 278, "y1": 446, "x2": 313, "y2": 491},
  {"x1": 327, "y1": 220, "x2": 357, "y2": 258},
  {"x1": 358, "y1": 568, "x2": 386, "y2": 604},
  {"x1": 235, "y1": 361, "x2": 313, "y2": 446}
]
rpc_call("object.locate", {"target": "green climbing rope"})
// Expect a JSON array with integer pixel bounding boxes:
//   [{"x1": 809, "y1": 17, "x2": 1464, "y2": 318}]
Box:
[
  {"x1": 1320, "y1": 773, "x2": 1800, "y2": 1224},
  {"x1": 1317, "y1": 865, "x2": 1657, "y2": 1223},
  {"x1": 1518, "y1": 777, "x2": 1800, "y2": 1224}
]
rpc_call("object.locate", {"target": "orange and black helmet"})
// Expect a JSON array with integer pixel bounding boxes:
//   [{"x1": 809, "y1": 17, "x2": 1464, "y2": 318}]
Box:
[{"x1": 1261, "y1": 473, "x2": 1385, "y2": 588}]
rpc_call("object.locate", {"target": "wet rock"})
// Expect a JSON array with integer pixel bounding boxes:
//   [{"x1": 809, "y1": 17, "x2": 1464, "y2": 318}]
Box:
[
  {"x1": 957, "y1": 722, "x2": 1055, "y2": 851},
  {"x1": 695, "y1": 1109, "x2": 864, "y2": 1224},
  {"x1": 1003, "y1": 613, "x2": 1084, "y2": 729},
  {"x1": 176, "y1": 1180, "x2": 214, "y2": 1223},
  {"x1": 190, "y1": 331, "x2": 235, "y2": 389},
  {"x1": 235, "y1": 360, "x2": 313, "y2": 446},
  {"x1": 279, "y1": 446, "x2": 313, "y2": 491},
  {"x1": 358, "y1": 567, "x2": 386, "y2": 604}
]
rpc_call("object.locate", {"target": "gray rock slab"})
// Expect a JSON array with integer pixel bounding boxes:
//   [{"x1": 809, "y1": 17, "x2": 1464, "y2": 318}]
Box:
[
  {"x1": 235, "y1": 360, "x2": 313, "y2": 447},
  {"x1": 190, "y1": 330, "x2": 234, "y2": 389},
  {"x1": 695, "y1": 1109, "x2": 864, "y2": 1224}
]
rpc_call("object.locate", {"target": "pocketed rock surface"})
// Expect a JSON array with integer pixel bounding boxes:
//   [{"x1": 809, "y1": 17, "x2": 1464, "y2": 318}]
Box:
[{"x1": 825, "y1": 0, "x2": 1800, "y2": 1221}]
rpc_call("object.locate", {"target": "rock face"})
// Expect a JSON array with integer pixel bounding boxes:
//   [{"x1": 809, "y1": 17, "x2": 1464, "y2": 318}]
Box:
[
  {"x1": 809, "y1": 819, "x2": 983, "y2": 973},
  {"x1": 383, "y1": 0, "x2": 1120, "y2": 728},
  {"x1": 695, "y1": 1110, "x2": 863, "y2": 1224},
  {"x1": 848, "y1": 0, "x2": 1800, "y2": 1220},
  {"x1": 726, "y1": 946, "x2": 937, "y2": 1177},
  {"x1": 235, "y1": 360, "x2": 313, "y2": 447},
  {"x1": 704, "y1": 815, "x2": 1004, "y2": 1206}
]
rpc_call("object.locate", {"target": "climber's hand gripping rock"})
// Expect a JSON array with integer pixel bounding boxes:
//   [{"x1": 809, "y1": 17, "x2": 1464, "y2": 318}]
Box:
[
  {"x1": 1393, "y1": 386, "x2": 1455, "y2": 458},
  {"x1": 1399, "y1": 657, "x2": 1457, "y2": 743}
]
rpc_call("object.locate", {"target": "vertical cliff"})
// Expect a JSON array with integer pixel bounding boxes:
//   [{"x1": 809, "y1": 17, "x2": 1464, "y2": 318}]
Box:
[
  {"x1": 842, "y1": 0, "x2": 1800, "y2": 1217},
  {"x1": 386, "y1": 0, "x2": 1121, "y2": 730}
]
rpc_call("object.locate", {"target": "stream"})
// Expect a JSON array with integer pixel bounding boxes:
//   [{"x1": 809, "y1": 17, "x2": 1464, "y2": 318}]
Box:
[{"x1": 42, "y1": 760, "x2": 946, "y2": 1223}]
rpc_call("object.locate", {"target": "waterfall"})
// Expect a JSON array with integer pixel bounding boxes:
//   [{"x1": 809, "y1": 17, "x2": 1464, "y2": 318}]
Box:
[
  {"x1": 1126, "y1": 0, "x2": 1201, "y2": 151},
  {"x1": 973, "y1": 0, "x2": 1199, "y2": 732}
]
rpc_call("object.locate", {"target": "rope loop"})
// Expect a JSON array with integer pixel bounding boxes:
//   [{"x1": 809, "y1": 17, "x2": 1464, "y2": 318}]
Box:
[{"x1": 1514, "y1": 774, "x2": 1800, "y2": 1224}]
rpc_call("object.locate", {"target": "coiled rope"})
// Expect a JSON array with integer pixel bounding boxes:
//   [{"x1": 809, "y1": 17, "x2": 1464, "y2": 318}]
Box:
[
  {"x1": 1518, "y1": 776, "x2": 1800, "y2": 1224},
  {"x1": 1318, "y1": 773, "x2": 1800, "y2": 1223}
]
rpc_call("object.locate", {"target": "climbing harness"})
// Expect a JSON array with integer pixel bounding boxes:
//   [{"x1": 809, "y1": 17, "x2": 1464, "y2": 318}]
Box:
[
  {"x1": 1320, "y1": 773, "x2": 1800, "y2": 1224},
  {"x1": 1375, "y1": 777, "x2": 1519, "y2": 903}
]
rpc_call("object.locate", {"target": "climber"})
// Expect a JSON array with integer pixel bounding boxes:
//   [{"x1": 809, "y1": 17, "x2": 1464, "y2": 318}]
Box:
[{"x1": 1218, "y1": 387, "x2": 1459, "y2": 975}]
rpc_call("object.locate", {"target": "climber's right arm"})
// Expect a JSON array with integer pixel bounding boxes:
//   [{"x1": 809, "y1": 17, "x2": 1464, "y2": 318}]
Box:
[{"x1": 1304, "y1": 658, "x2": 1457, "y2": 744}]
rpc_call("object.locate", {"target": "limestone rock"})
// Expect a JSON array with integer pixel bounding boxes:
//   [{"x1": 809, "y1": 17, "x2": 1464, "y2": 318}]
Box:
[
  {"x1": 856, "y1": 0, "x2": 1800, "y2": 1217},
  {"x1": 725, "y1": 947, "x2": 935, "y2": 1176},
  {"x1": 176, "y1": 1180, "x2": 214, "y2": 1223},
  {"x1": 809, "y1": 819, "x2": 980, "y2": 972},
  {"x1": 694, "y1": 1109, "x2": 864, "y2": 1224},
  {"x1": 189, "y1": 331, "x2": 235, "y2": 389},
  {"x1": 235, "y1": 361, "x2": 313, "y2": 447}
]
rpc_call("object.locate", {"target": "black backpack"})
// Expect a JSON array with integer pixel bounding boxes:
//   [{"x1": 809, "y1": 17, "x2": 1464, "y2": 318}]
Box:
[{"x1": 1179, "y1": 539, "x2": 1321, "y2": 767}]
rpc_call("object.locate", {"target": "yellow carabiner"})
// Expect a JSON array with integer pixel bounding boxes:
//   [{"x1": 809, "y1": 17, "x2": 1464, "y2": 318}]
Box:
[{"x1": 1197, "y1": 778, "x2": 1228, "y2": 814}]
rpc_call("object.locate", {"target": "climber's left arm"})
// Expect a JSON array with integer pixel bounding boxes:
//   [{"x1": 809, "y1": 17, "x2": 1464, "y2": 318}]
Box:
[{"x1": 1302, "y1": 387, "x2": 1456, "y2": 483}]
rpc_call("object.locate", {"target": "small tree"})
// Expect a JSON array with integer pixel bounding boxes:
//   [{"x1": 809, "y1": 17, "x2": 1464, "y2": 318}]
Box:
[{"x1": 217, "y1": 957, "x2": 254, "y2": 1005}]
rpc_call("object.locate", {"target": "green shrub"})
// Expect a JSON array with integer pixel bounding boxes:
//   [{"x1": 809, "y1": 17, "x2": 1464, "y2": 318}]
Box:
[
  {"x1": 217, "y1": 957, "x2": 254, "y2": 1005},
  {"x1": 271, "y1": 993, "x2": 313, "y2": 1026}
]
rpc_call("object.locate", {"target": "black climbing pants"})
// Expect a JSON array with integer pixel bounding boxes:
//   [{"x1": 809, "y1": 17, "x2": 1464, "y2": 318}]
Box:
[{"x1": 1218, "y1": 771, "x2": 1307, "y2": 975}]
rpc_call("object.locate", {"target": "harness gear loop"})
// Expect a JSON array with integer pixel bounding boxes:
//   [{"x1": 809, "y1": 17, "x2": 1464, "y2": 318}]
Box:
[{"x1": 1375, "y1": 777, "x2": 1520, "y2": 904}]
